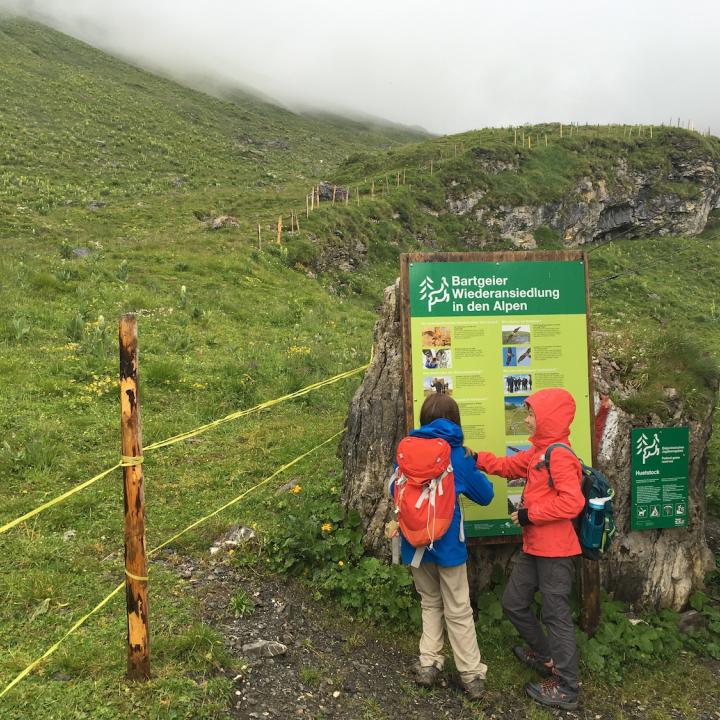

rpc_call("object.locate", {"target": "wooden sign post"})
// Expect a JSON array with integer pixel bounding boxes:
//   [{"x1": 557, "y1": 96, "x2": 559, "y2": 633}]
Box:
[{"x1": 119, "y1": 315, "x2": 150, "y2": 679}]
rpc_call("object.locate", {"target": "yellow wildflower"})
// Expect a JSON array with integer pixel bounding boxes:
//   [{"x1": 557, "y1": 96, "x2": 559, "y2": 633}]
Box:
[
  {"x1": 290, "y1": 484, "x2": 302, "y2": 494},
  {"x1": 337, "y1": 560, "x2": 344, "y2": 568},
  {"x1": 321, "y1": 523, "x2": 333, "y2": 533}
]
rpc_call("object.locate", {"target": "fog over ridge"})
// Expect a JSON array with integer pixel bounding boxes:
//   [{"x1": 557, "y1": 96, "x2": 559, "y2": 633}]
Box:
[{"x1": 0, "y1": 0, "x2": 718, "y2": 136}]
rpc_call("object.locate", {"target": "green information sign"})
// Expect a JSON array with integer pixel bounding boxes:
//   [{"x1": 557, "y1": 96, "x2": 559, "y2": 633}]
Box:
[
  {"x1": 402, "y1": 253, "x2": 593, "y2": 538},
  {"x1": 631, "y1": 427, "x2": 689, "y2": 530}
]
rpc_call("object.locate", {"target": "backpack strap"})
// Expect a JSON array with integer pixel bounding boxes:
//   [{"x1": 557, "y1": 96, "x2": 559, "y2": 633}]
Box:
[
  {"x1": 410, "y1": 546, "x2": 425, "y2": 567},
  {"x1": 535, "y1": 443, "x2": 577, "y2": 488}
]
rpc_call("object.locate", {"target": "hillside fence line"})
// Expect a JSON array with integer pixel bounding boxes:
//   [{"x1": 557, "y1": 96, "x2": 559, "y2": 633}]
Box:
[{"x1": 256, "y1": 122, "x2": 715, "y2": 250}]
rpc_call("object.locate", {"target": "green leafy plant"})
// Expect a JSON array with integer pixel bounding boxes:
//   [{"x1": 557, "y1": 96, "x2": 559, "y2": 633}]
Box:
[
  {"x1": 229, "y1": 589, "x2": 255, "y2": 618},
  {"x1": 116, "y1": 259, "x2": 129, "y2": 283},
  {"x1": 88, "y1": 314, "x2": 111, "y2": 357},
  {"x1": 66, "y1": 312, "x2": 85, "y2": 341},
  {"x1": 298, "y1": 666, "x2": 321, "y2": 686},
  {"x1": 11, "y1": 315, "x2": 30, "y2": 342},
  {"x1": 265, "y1": 497, "x2": 419, "y2": 627}
]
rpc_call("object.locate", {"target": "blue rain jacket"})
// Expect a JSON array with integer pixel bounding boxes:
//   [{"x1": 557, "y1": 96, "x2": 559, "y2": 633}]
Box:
[{"x1": 391, "y1": 418, "x2": 494, "y2": 567}]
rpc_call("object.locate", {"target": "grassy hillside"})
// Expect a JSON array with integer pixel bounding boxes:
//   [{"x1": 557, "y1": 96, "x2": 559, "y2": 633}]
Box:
[
  {"x1": 1, "y1": 16, "x2": 719, "y2": 720},
  {"x1": 0, "y1": 17, "x2": 426, "y2": 230}
]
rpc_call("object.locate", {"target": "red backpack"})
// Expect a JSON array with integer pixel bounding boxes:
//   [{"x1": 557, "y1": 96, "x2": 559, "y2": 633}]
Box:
[{"x1": 390, "y1": 436, "x2": 456, "y2": 560}]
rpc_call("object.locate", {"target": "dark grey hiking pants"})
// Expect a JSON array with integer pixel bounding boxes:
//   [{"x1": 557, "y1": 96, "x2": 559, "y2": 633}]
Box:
[{"x1": 502, "y1": 551, "x2": 579, "y2": 690}]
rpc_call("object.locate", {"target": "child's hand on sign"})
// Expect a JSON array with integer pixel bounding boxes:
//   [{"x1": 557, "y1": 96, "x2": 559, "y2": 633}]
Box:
[{"x1": 510, "y1": 511, "x2": 520, "y2": 526}]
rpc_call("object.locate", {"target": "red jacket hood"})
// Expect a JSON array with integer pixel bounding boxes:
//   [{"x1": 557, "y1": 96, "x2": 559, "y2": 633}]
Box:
[{"x1": 526, "y1": 388, "x2": 576, "y2": 447}]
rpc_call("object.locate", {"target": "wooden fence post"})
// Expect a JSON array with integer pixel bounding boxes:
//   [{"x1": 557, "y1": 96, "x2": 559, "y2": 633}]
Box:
[
  {"x1": 356, "y1": 187, "x2": 360, "y2": 206},
  {"x1": 276, "y1": 216, "x2": 282, "y2": 244},
  {"x1": 257, "y1": 223, "x2": 262, "y2": 250},
  {"x1": 332, "y1": 185, "x2": 337, "y2": 204},
  {"x1": 119, "y1": 315, "x2": 150, "y2": 680}
]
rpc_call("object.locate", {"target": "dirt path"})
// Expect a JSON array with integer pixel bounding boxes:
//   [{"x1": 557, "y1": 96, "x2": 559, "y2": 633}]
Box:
[
  {"x1": 160, "y1": 550, "x2": 719, "y2": 720},
  {"x1": 159, "y1": 513, "x2": 720, "y2": 720},
  {"x1": 167, "y1": 553, "x2": 481, "y2": 719}
]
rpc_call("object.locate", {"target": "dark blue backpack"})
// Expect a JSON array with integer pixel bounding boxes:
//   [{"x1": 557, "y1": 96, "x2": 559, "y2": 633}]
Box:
[{"x1": 536, "y1": 443, "x2": 616, "y2": 561}]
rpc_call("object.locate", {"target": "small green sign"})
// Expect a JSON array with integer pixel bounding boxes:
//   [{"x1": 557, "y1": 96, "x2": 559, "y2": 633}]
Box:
[{"x1": 631, "y1": 427, "x2": 689, "y2": 530}]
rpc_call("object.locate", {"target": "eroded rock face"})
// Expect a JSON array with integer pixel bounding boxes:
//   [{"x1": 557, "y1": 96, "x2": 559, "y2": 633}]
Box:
[
  {"x1": 342, "y1": 283, "x2": 717, "y2": 610},
  {"x1": 340, "y1": 281, "x2": 407, "y2": 552},
  {"x1": 446, "y1": 149, "x2": 720, "y2": 248}
]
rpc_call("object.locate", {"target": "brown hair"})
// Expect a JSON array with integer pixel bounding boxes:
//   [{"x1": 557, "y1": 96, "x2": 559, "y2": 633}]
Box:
[{"x1": 420, "y1": 393, "x2": 461, "y2": 427}]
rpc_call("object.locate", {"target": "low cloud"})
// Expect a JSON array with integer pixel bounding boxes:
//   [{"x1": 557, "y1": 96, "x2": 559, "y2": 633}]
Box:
[{"x1": 1, "y1": 0, "x2": 718, "y2": 135}]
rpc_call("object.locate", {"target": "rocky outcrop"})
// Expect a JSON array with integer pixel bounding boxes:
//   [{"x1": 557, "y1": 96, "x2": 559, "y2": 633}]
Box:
[
  {"x1": 319, "y1": 181, "x2": 349, "y2": 202},
  {"x1": 448, "y1": 146, "x2": 720, "y2": 248},
  {"x1": 342, "y1": 283, "x2": 717, "y2": 611},
  {"x1": 341, "y1": 281, "x2": 406, "y2": 551}
]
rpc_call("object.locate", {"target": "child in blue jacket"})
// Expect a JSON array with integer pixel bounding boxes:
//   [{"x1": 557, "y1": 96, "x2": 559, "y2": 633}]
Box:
[{"x1": 392, "y1": 394, "x2": 494, "y2": 699}]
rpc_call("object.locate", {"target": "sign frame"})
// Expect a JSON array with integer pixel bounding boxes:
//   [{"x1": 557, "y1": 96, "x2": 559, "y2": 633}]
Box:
[{"x1": 399, "y1": 250, "x2": 600, "y2": 632}]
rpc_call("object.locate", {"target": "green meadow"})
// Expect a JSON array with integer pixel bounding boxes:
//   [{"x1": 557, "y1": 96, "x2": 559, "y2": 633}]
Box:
[{"x1": 1, "y1": 16, "x2": 719, "y2": 719}]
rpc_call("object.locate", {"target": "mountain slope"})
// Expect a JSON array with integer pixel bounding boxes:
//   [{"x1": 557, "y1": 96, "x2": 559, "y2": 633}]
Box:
[{"x1": 0, "y1": 17, "x2": 427, "y2": 220}]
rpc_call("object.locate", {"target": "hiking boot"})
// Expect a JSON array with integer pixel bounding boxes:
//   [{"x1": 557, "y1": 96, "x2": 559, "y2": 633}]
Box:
[
  {"x1": 512, "y1": 645, "x2": 554, "y2": 677},
  {"x1": 462, "y1": 677, "x2": 485, "y2": 700},
  {"x1": 413, "y1": 663, "x2": 440, "y2": 688},
  {"x1": 525, "y1": 677, "x2": 579, "y2": 710}
]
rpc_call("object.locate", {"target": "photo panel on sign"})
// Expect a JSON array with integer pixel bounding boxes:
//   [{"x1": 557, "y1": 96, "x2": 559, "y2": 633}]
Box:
[
  {"x1": 504, "y1": 373, "x2": 532, "y2": 395},
  {"x1": 502, "y1": 325, "x2": 531, "y2": 345},
  {"x1": 516, "y1": 346, "x2": 531, "y2": 366},
  {"x1": 506, "y1": 444, "x2": 530, "y2": 486},
  {"x1": 421, "y1": 326, "x2": 452, "y2": 348},
  {"x1": 423, "y1": 375, "x2": 454, "y2": 397},
  {"x1": 502, "y1": 346, "x2": 517, "y2": 367},
  {"x1": 421, "y1": 348, "x2": 452, "y2": 369},
  {"x1": 504, "y1": 395, "x2": 528, "y2": 435}
]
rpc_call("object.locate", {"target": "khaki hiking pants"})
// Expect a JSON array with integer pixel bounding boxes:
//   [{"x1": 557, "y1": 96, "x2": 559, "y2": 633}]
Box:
[{"x1": 411, "y1": 561, "x2": 487, "y2": 682}]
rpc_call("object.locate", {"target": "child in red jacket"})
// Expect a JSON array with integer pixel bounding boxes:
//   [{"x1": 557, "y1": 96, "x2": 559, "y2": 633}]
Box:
[{"x1": 475, "y1": 388, "x2": 585, "y2": 710}]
